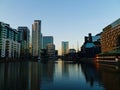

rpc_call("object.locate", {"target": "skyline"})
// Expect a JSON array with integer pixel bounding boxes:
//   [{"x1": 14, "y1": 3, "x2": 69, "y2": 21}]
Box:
[{"x1": 0, "y1": 0, "x2": 120, "y2": 54}]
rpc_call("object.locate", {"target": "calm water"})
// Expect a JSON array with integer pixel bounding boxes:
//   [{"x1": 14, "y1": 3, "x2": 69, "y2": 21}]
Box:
[{"x1": 0, "y1": 59, "x2": 120, "y2": 90}]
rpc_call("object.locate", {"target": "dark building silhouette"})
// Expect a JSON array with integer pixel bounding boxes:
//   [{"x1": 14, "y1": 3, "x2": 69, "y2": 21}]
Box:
[{"x1": 81, "y1": 33, "x2": 101, "y2": 58}]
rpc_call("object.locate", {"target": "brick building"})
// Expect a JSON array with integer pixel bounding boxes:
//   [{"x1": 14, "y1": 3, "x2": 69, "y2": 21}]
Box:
[{"x1": 101, "y1": 18, "x2": 120, "y2": 53}]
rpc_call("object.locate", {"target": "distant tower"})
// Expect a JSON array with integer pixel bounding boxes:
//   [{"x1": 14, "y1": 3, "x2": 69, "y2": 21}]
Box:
[
  {"x1": 62, "y1": 41, "x2": 69, "y2": 55},
  {"x1": 32, "y1": 20, "x2": 42, "y2": 57}
]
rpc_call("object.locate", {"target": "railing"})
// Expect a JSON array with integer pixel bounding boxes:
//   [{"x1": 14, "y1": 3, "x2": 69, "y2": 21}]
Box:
[{"x1": 95, "y1": 55, "x2": 120, "y2": 63}]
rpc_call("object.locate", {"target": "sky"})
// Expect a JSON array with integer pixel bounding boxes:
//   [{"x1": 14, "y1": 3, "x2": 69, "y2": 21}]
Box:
[{"x1": 0, "y1": 0, "x2": 120, "y2": 54}]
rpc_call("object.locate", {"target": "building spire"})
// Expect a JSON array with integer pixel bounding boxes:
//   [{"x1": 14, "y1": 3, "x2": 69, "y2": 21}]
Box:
[{"x1": 77, "y1": 41, "x2": 79, "y2": 52}]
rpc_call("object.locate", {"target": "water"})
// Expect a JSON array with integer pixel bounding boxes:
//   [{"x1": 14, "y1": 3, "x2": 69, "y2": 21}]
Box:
[{"x1": 0, "y1": 59, "x2": 120, "y2": 90}]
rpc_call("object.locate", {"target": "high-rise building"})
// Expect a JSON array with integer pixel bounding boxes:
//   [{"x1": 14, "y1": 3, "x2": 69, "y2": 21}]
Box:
[
  {"x1": 0, "y1": 22, "x2": 20, "y2": 59},
  {"x1": 18, "y1": 26, "x2": 30, "y2": 58},
  {"x1": 101, "y1": 18, "x2": 120, "y2": 53},
  {"x1": 43, "y1": 36, "x2": 53, "y2": 49},
  {"x1": 62, "y1": 41, "x2": 69, "y2": 55},
  {"x1": 32, "y1": 20, "x2": 42, "y2": 57}
]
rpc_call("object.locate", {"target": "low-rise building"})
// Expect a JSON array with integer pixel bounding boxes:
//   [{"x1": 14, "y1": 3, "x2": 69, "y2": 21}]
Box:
[
  {"x1": 69, "y1": 49, "x2": 76, "y2": 54},
  {"x1": 47, "y1": 43, "x2": 55, "y2": 58}
]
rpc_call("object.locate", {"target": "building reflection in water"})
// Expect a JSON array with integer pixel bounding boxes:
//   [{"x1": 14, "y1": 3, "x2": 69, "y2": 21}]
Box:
[
  {"x1": 40, "y1": 61, "x2": 55, "y2": 90},
  {"x1": 81, "y1": 63, "x2": 103, "y2": 87},
  {"x1": 98, "y1": 64, "x2": 120, "y2": 90},
  {"x1": 54, "y1": 59, "x2": 104, "y2": 90},
  {"x1": 0, "y1": 61, "x2": 55, "y2": 90},
  {"x1": 0, "y1": 60, "x2": 120, "y2": 90},
  {"x1": 30, "y1": 62, "x2": 40, "y2": 90},
  {"x1": 0, "y1": 62, "x2": 30, "y2": 90}
]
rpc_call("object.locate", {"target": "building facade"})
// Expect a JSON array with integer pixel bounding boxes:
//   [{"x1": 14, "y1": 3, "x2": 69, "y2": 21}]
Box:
[
  {"x1": 32, "y1": 20, "x2": 42, "y2": 57},
  {"x1": 43, "y1": 36, "x2": 53, "y2": 49},
  {"x1": 46, "y1": 43, "x2": 55, "y2": 58},
  {"x1": 18, "y1": 27, "x2": 30, "y2": 58},
  {"x1": 0, "y1": 22, "x2": 20, "y2": 59},
  {"x1": 62, "y1": 41, "x2": 69, "y2": 55},
  {"x1": 101, "y1": 18, "x2": 120, "y2": 53}
]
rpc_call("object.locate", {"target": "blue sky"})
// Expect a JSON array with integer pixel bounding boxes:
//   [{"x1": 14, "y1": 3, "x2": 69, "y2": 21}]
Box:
[{"x1": 0, "y1": 0, "x2": 120, "y2": 54}]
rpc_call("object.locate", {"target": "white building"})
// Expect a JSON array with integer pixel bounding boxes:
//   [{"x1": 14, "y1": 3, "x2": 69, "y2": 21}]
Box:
[
  {"x1": 32, "y1": 20, "x2": 42, "y2": 57},
  {"x1": 0, "y1": 22, "x2": 20, "y2": 59}
]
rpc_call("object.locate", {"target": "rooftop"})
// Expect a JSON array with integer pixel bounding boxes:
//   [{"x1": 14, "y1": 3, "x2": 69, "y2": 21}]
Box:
[
  {"x1": 111, "y1": 18, "x2": 120, "y2": 28},
  {"x1": 103, "y1": 18, "x2": 120, "y2": 31},
  {"x1": 85, "y1": 43, "x2": 95, "y2": 48}
]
